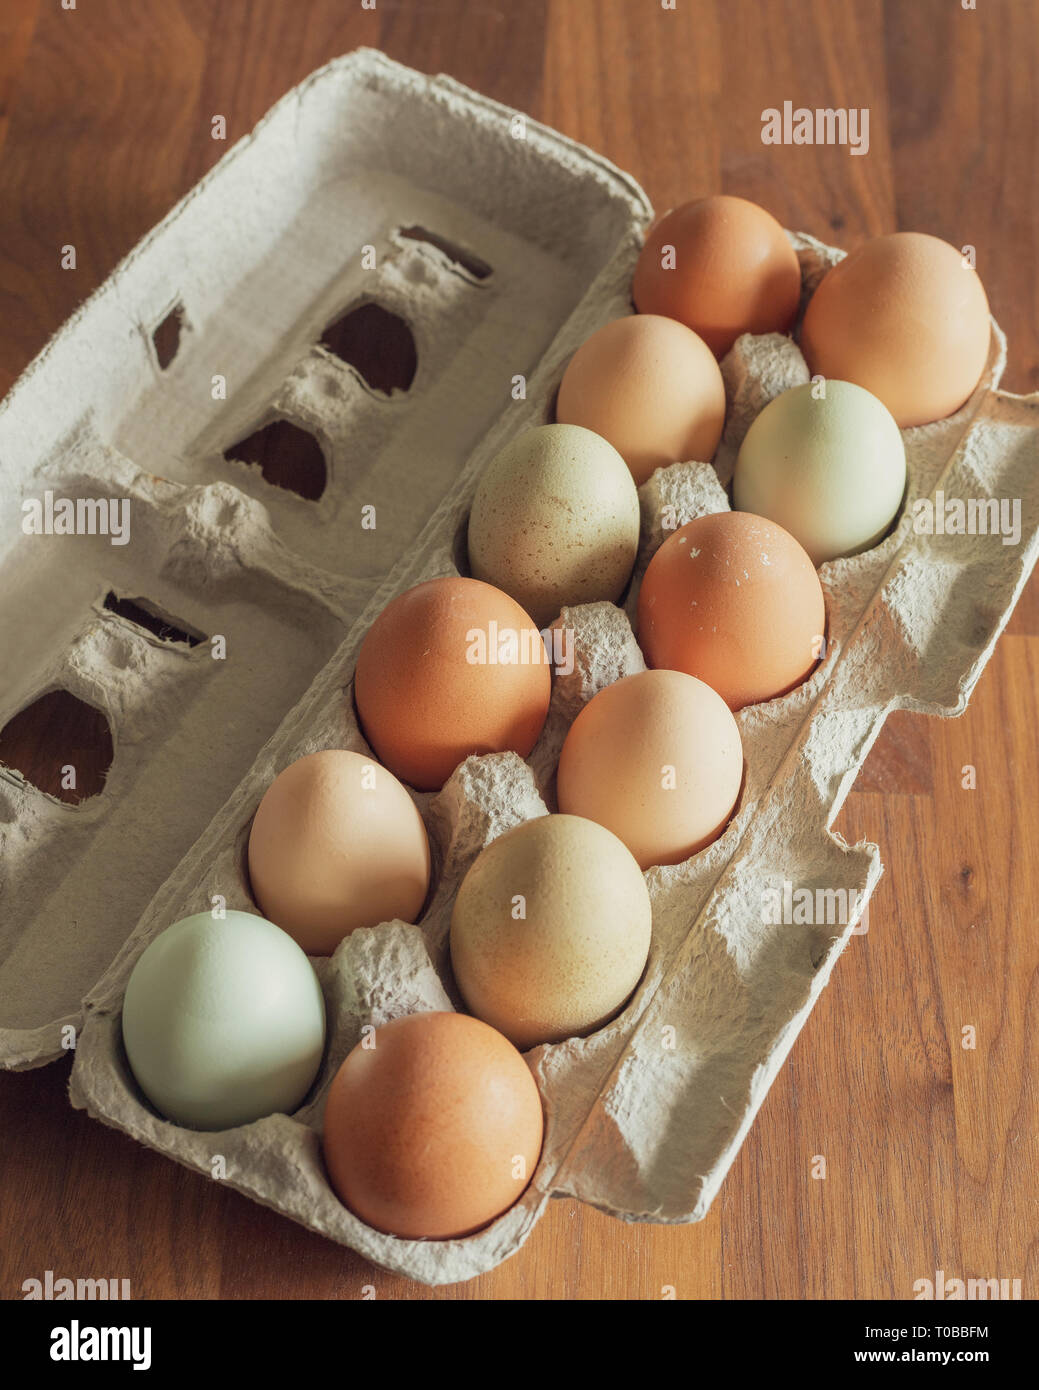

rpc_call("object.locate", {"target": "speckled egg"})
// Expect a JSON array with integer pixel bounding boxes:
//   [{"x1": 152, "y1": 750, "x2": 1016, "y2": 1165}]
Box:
[
  {"x1": 467, "y1": 424, "x2": 640, "y2": 628},
  {"x1": 450, "y1": 813, "x2": 652, "y2": 1050}
]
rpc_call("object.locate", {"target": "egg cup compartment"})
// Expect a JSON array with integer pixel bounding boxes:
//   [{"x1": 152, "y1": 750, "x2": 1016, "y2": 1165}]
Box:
[{"x1": 3, "y1": 52, "x2": 1038, "y2": 1285}]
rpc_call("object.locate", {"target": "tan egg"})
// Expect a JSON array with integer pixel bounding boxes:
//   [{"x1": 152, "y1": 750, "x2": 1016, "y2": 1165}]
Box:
[
  {"x1": 450, "y1": 814, "x2": 652, "y2": 1051},
  {"x1": 800, "y1": 232, "x2": 992, "y2": 427},
  {"x1": 354, "y1": 576, "x2": 552, "y2": 792},
  {"x1": 467, "y1": 423, "x2": 639, "y2": 627},
  {"x1": 633, "y1": 195, "x2": 803, "y2": 358},
  {"x1": 322, "y1": 1012, "x2": 543, "y2": 1240},
  {"x1": 247, "y1": 749, "x2": 430, "y2": 955},
  {"x1": 556, "y1": 670, "x2": 743, "y2": 869},
  {"x1": 555, "y1": 315, "x2": 726, "y2": 485},
  {"x1": 637, "y1": 511, "x2": 825, "y2": 710}
]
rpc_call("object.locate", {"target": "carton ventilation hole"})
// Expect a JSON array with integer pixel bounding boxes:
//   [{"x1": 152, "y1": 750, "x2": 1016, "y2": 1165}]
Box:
[
  {"x1": 224, "y1": 420, "x2": 328, "y2": 501},
  {"x1": 320, "y1": 301, "x2": 418, "y2": 394},
  {"x1": 103, "y1": 592, "x2": 206, "y2": 647},
  {"x1": 0, "y1": 690, "x2": 114, "y2": 805},
  {"x1": 398, "y1": 226, "x2": 492, "y2": 281},
  {"x1": 152, "y1": 302, "x2": 187, "y2": 370}
]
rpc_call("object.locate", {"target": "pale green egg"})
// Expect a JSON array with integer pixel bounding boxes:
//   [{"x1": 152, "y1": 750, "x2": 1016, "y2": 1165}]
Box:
[
  {"x1": 122, "y1": 910, "x2": 326, "y2": 1131},
  {"x1": 733, "y1": 380, "x2": 907, "y2": 566}
]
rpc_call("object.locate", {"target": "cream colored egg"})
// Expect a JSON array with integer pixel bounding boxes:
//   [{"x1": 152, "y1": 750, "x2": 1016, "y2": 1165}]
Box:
[
  {"x1": 733, "y1": 380, "x2": 907, "y2": 565},
  {"x1": 467, "y1": 423, "x2": 640, "y2": 628},
  {"x1": 450, "y1": 814, "x2": 652, "y2": 1050},
  {"x1": 556, "y1": 314, "x2": 727, "y2": 483},
  {"x1": 248, "y1": 749, "x2": 430, "y2": 955},
  {"x1": 556, "y1": 669, "x2": 743, "y2": 869}
]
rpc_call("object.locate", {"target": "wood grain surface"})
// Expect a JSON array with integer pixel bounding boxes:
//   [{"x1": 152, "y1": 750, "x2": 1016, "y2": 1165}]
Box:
[{"x1": 1, "y1": 0, "x2": 1037, "y2": 1301}]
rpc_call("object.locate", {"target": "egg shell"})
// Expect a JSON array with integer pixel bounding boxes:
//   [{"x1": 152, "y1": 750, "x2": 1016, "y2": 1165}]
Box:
[
  {"x1": 733, "y1": 380, "x2": 907, "y2": 565},
  {"x1": 322, "y1": 1011, "x2": 543, "y2": 1240},
  {"x1": 121, "y1": 910, "x2": 326, "y2": 1131},
  {"x1": 247, "y1": 750, "x2": 430, "y2": 956},
  {"x1": 557, "y1": 669, "x2": 743, "y2": 869},
  {"x1": 799, "y1": 232, "x2": 992, "y2": 428},
  {"x1": 354, "y1": 576, "x2": 552, "y2": 792},
  {"x1": 632, "y1": 195, "x2": 803, "y2": 358},
  {"x1": 449, "y1": 813, "x2": 652, "y2": 1051},
  {"x1": 555, "y1": 316, "x2": 726, "y2": 485},
  {"x1": 637, "y1": 511, "x2": 826, "y2": 710},
  {"x1": 467, "y1": 423, "x2": 640, "y2": 627}
]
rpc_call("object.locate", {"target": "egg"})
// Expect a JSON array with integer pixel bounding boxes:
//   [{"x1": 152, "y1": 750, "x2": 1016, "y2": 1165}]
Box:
[
  {"x1": 121, "y1": 910, "x2": 326, "y2": 1131},
  {"x1": 354, "y1": 576, "x2": 552, "y2": 792},
  {"x1": 632, "y1": 195, "x2": 803, "y2": 358},
  {"x1": 450, "y1": 813, "x2": 652, "y2": 1050},
  {"x1": 555, "y1": 315, "x2": 726, "y2": 484},
  {"x1": 467, "y1": 423, "x2": 639, "y2": 627},
  {"x1": 556, "y1": 670, "x2": 742, "y2": 869},
  {"x1": 322, "y1": 1011, "x2": 543, "y2": 1240},
  {"x1": 800, "y1": 232, "x2": 992, "y2": 428},
  {"x1": 733, "y1": 381, "x2": 907, "y2": 565},
  {"x1": 247, "y1": 750, "x2": 430, "y2": 955},
  {"x1": 637, "y1": 511, "x2": 825, "y2": 710}
]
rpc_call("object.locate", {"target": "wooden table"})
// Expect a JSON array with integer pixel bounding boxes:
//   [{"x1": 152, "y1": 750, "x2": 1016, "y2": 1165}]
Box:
[{"x1": 1, "y1": 0, "x2": 1036, "y2": 1300}]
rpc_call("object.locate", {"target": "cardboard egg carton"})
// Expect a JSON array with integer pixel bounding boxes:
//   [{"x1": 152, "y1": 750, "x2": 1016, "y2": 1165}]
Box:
[{"x1": 1, "y1": 50, "x2": 1037, "y2": 1286}]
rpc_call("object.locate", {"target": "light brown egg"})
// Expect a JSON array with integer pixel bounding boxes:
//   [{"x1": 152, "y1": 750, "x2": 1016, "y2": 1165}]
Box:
[
  {"x1": 800, "y1": 232, "x2": 992, "y2": 428},
  {"x1": 632, "y1": 195, "x2": 803, "y2": 358},
  {"x1": 354, "y1": 577, "x2": 552, "y2": 792},
  {"x1": 247, "y1": 750, "x2": 430, "y2": 956},
  {"x1": 322, "y1": 1012, "x2": 543, "y2": 1240},
  {"x1": 637, "y1": 511, "x2": 825, "y2": 710},
  {"x1": 450, "y1": 814, "x2": 652, "y2": 1051},
  {"x1": 556, "y1": 670, "x2": 743, "y2": 869},
  {"x1": 555, "y1": 315, "x2": 726, "y2": 485}
]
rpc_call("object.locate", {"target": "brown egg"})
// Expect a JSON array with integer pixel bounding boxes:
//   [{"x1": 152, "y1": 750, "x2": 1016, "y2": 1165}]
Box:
[
  {"x1": 556, "y1": 670, "x2": 743, "y2": 869},
  {"x1": 637, "y1": 511, "x2": 825, "y2": 710},
  {"x1": 632, "y1": 195, "x2": 803, "y2": 358},
  {"x1": 555, "y1": 315, "x2": 726, "y2": 484},
  {"x1": 247, "y1": 750, "x2": 430, "y2": 955},
  {"x1": 800, "y1": 232, "x2": 992, "y2": 428},
  {"x1": 322, "y1": 1012, "x2": 544, "y2": 1240},
  {"x1": 354, "y1": 577, "x2": 552, "y2": 792}
]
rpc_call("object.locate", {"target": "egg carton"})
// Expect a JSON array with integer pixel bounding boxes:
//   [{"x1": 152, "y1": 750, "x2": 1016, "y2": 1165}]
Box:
[{"x1": 1, "y1": 51, "x2": 1037, "y2": 1287}]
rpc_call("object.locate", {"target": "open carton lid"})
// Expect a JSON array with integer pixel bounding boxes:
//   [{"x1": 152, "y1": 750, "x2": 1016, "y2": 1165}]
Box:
[{"x1": 0, "y1": 49, "x2": 653, "y2": 1071}]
